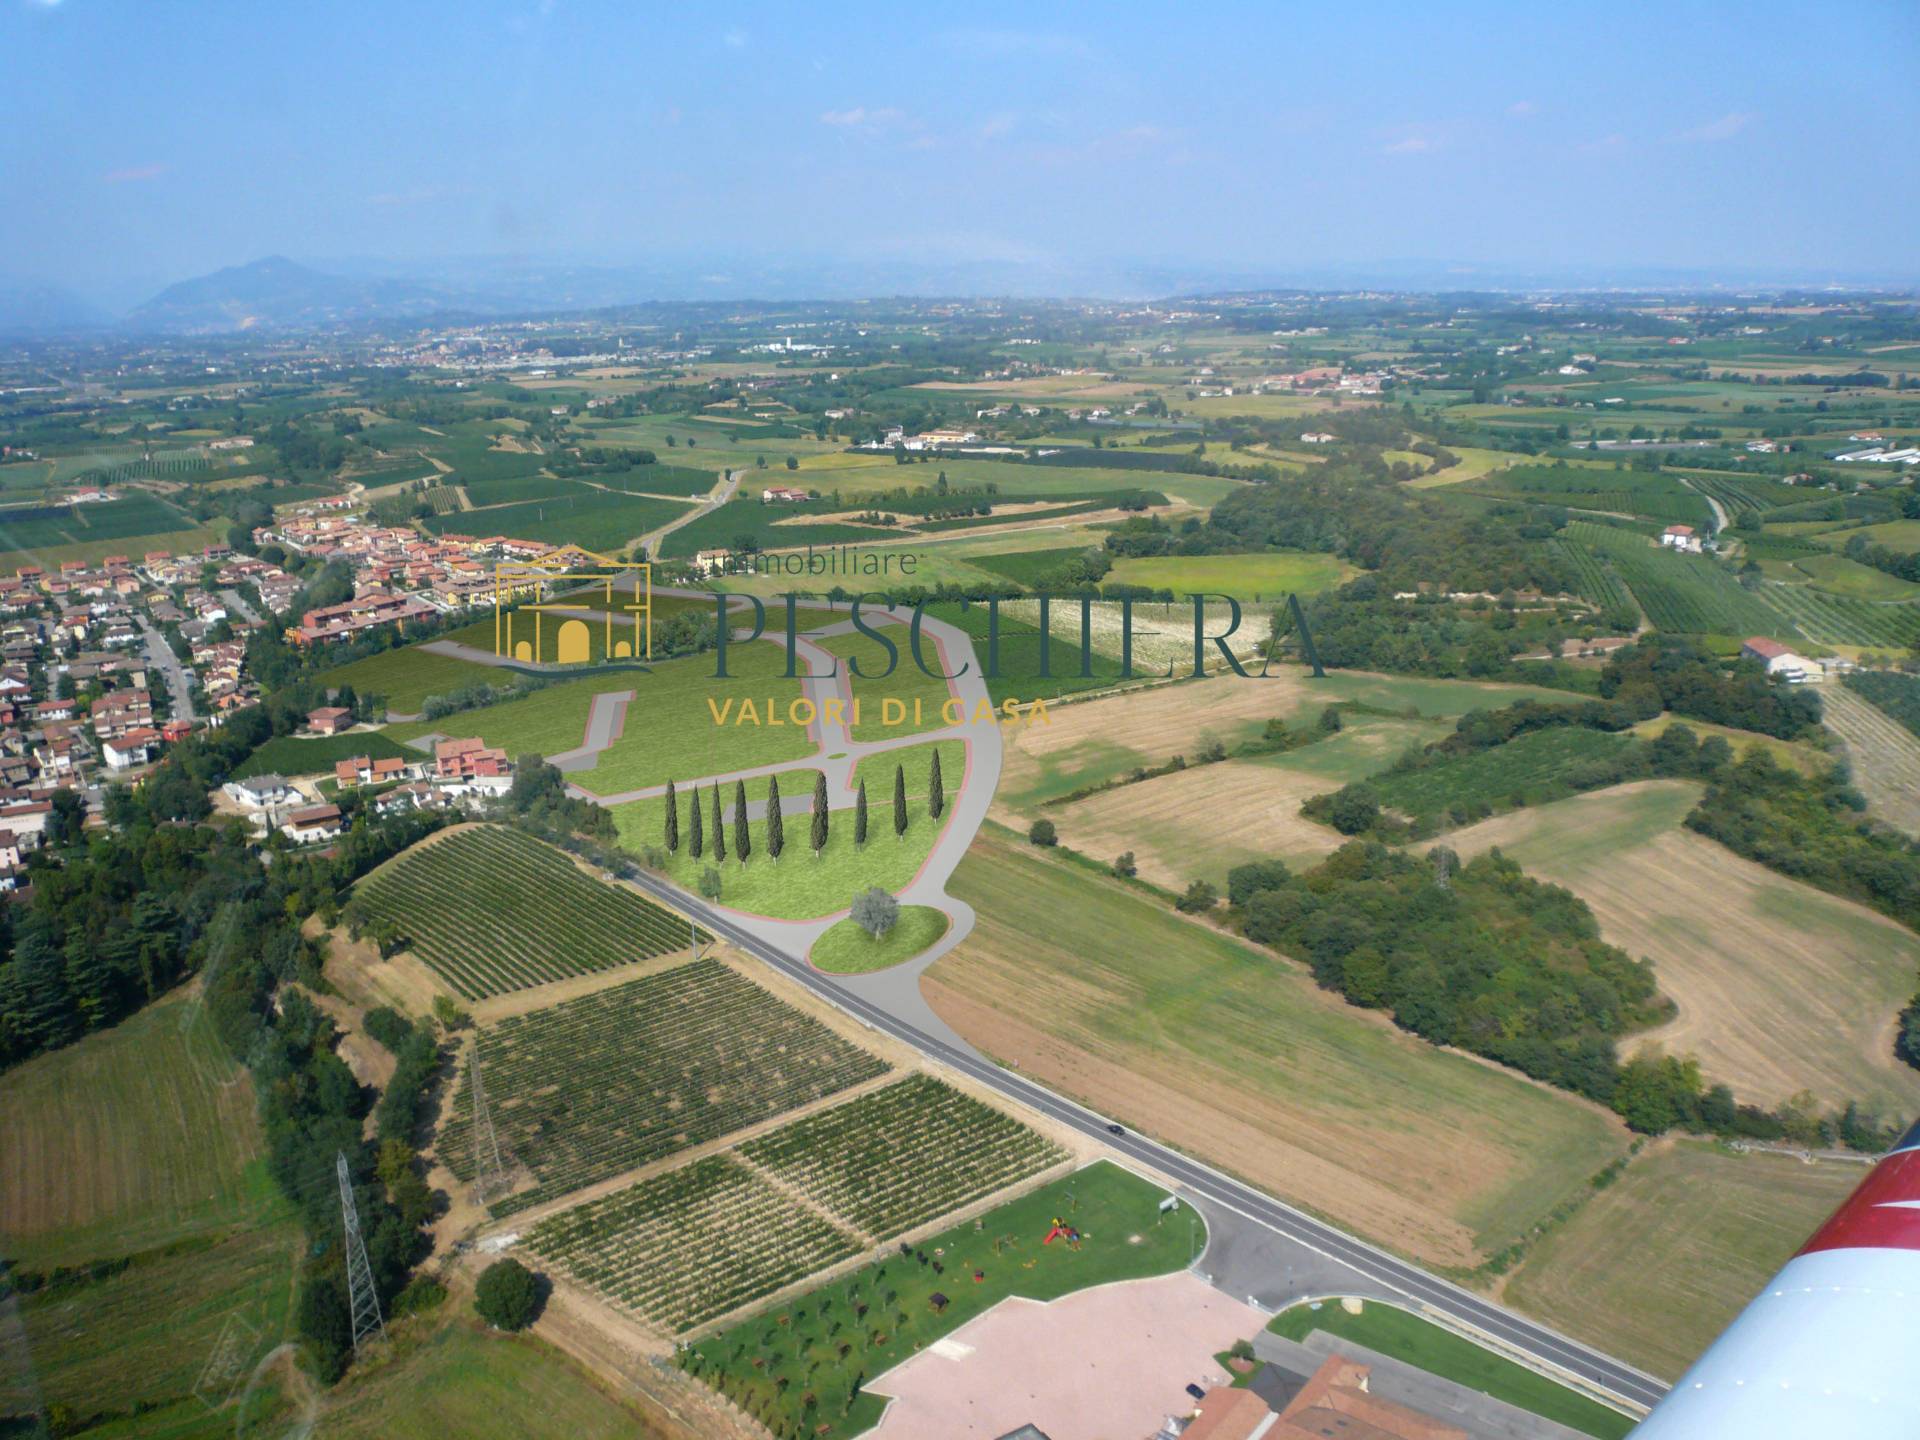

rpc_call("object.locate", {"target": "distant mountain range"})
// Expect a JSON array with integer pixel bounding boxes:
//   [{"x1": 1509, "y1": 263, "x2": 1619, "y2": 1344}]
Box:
[{"x1": 0, "y1": 253, "x2": 1913, "y2": 339}]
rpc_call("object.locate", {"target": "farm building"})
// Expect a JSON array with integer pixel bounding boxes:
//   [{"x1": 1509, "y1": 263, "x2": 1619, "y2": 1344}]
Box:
[
  {"x1": 1661, "y1": 524, "x2": 1703, "y2": 554},
  {"x1": 1741, "y1": 636, "x2": 1812, "y2": 682},
  {"x1": 306, "y1": 705, "x2": 354, "y2": 735}
]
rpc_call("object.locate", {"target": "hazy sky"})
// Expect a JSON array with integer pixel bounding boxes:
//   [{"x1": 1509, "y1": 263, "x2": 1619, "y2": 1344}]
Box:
[{"x1": 6, "y1": 0, "x2": 1918, "y2": 299}]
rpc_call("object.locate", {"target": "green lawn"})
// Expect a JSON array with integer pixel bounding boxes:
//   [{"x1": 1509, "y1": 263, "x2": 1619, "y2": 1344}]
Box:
[
  {"x1": 1105, "y1": 550, "x2": 1358, "y2": 600},
  {"x1": 810, "y1": 905, "x2": 949, "y2": 973},
  {"x1": 852, "y1": 738, "x2": 968, "y2": 798},
  {"x1": 819, "y1": 628, "x2": 961, "y2": 741},
  {"x1": 232, "y1": 729, "x2": 413, "y2": 779},
  {"x1": 573, "y1": 641, "x2": 816, "y2": 795},
  {"x1": 385, "y1": 673, "x2": 606, "y2": 758},
  {"x1": 1266, "y1": 1302, "x2": 1634, "y2": 1439},
  {"x1": 319, "y1": 646, "x2": 501, "y2": 715},
  {"x1": 687, "y1": 1161, "x2": 1191, "y2": 1440},
  {"x1": 612, "y1": 766, "x2": 954, "y2": 920}
]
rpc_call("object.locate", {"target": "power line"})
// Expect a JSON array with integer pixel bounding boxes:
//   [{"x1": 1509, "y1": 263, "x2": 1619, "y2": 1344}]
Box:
[
  {"x1": 467, "y1": 1047, "x2": 508, "y2": 1201},
  {"x1": 336, "y1": 1151, "x2": 385, "y2": 1351}
]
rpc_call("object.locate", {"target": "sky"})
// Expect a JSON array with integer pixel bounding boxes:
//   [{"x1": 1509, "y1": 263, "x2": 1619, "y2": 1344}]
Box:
[{"x1": 5, "y1": 0, "x2": 1918, "y2": 305}]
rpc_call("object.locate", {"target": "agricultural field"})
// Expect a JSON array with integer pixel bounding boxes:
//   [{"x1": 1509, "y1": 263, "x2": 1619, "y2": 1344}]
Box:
[
  {"x1": 1567, "y1": 521, "x2": 1790, "y2": 637},
  {"x1": 307, "y1": 1315, "x2": 689, "y2": 1440},
  {"x1": 685, "y1": 1162, "x2": 1192, "y2": 1440},
  {"x1": 352, "y1": 826, "x2": 704, "y2": 999},
  {"x1": 1821, "y1": 682, "x2": 1920, "y2": 833},
  {"x1": 0, "y1": 987, "x2": 270, "y2": 1268},
  {"x1": 231, "y1": 729, "x2": 411, "y2": 779},
  {"x1": 1550, "y1": 536, "x2": 1637, "y2": 617},
  {"x1": 1446, "y1": 782, "x2": 1920, "y2": 1112},
  {"x1": 1766, "y1": 550, "x2": 1920, "y2": 600},
  {"x1": 526, "y1": 1153, "x2": 865, "y2": 1333},
  {"x1": 1103, "y1": 549, "x2": 1357, "y2": 600},
  {"x1": 421, "y1": 488, "x2": 698, "y2": 551},
  {"x1": 1463, "y1": 463, "x2": 1712, "y2": 527},
  {"x1": 925, "y1": 829, "x2": 1631, "y2": 1270},
  {"x1": 1368, "y1": 725, "x2": 1638, "y2": 823},
  {"x1": 318, "y1": 646, "x2": 502, "y2": 716},
  {"x1": 995, "y1": 665, "x2": 1561, "y2": 815},
  {"x1": 1843, "y1": 667, "x2": 1920, "y2": 739},
  {"x1": 1503, "y1": 1141, "x2": 1862, "y2": 1378},
  {"x1": 1751, "y1": 583, "x2": 1920, "y2": 650},
  {"x1": 0, "y1": 988, "x2": 302, "y2": 1433},
  {"x1": 438, "y1": 957, "x2": 888, "y2": 1214},
  {"x1": 740, "y1": 1075, "x2": 1067, "y2": 1240}
]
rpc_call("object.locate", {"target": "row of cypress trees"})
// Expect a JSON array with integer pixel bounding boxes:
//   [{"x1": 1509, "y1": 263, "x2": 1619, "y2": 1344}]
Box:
[{"x1": 660, "y1": 751, "x2": 946, "y2": 863}]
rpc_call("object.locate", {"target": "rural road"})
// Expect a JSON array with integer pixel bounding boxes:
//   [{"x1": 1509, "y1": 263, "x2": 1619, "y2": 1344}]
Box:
[
  {"x1": 589, "y1": 585, "x2": 1666, "y2": 1418},
  {"x1": 635, "y1": 467, "x2": 739, "y2": 557},
  {"x1": 618, "y1": 859, "x2": 1668, "y2": 1417}
]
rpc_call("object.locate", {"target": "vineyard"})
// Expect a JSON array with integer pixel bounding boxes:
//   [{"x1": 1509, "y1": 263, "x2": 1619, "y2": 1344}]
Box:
[
  {"x1": 1549, "y1": 537, "x2": 1636, "y2": 618},
  {"x1": 1750, "y1": 584, "x2": 1920, "y2": 650},
  {"x1": 524, "y1": 1154, "x2": 863, "y2": 1333},
  {"x1": 440, "y1": 958, "x2": 888, "y2": 1215},
  {"x1": 1468, "y1": 465, "x2": 1711, "y2": 526},
  {"x1": 1678, "y1": 470, "x2": 1807, "y2": 521},
  {"x1": 1568, "y1": 521, "x2": 1788, "y2": 637},
  {"x1": 739, "y1": 1075, "x2": 1067, "y2": 1240},
  {"x1": 354, "y1": 826, "x2": 704, "y2": 998},
  {"x1": 420, "y1": 484, "x2": 467, "y2": 514}
]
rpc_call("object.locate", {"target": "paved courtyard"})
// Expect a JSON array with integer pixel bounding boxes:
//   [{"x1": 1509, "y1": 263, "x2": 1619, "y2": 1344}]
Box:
[{"x1": 866, "y1": 1269, "x2": 1262, "y2": 1440}]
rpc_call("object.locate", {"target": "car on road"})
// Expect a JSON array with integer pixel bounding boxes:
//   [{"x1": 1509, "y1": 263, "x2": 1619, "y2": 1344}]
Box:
[{"x1": 1106, "y1": 1123, "x2": 1125, "y2": 1135}]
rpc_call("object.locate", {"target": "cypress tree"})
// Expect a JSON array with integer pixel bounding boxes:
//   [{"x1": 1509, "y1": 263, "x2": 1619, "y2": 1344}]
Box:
[
  {"x1": 854, "y1": 779, "x2": 868, "y2": 846},
  {"x1": 928, "y1": 751, "x2": 945, "y2": 820},
  {"x1": 811, "y1": 771, "x2": 829, "y2": 857},
  {"x1": 892, "y1": 763, "x2": 907, "y2": 838},
  {"x1": 766, "y1": 774, "x2": 785, "y2": 860},
  {"x1": 664, "y1": 780, "x2": 680, "y2": 854},
  {"x1": 688, "y1": 780, "x2": 704, "y2": 859},
  {"x1": 711, "y1": 784, "x2": 727, "y2": 863},
  {"x1": 733, "y1": 779, "x2": 751, "y2": 863}
]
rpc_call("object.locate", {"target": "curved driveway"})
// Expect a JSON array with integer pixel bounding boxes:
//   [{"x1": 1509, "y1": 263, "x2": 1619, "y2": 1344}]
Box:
[{"x1": 553, "y1": 579, "x2": 1664, "y2": 1416}]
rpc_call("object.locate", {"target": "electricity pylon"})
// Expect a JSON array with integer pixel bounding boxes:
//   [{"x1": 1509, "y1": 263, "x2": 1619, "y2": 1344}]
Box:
[
  {"x1": 336, "y1": 1151, "x2": 386, "y2": 1351},
  {"x1": 468, "y1": 1048, "x2": 508, "y2": 1200}
]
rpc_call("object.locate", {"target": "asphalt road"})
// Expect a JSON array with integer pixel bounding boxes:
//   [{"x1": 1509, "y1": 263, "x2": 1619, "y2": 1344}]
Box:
[{"x1": 617, "y1": 862, "x2": 1669, "y2": 1415}]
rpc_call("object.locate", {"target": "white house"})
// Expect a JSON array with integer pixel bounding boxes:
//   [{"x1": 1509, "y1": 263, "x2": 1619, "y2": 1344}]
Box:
[
  {"x1": 1741, "y1": 636, "x2": 1812, "y2": 682},
  {"x1": 1300, "y1": 431, "x2": 1336, "y2": 445},
  {"x1": 1661, "y1": 524, "x2": 1703, "y2": 554},
  {"x1": 282, "y1": 803, "x2": 345, "y2": 844},
  {"x1": 225, "y1": 773, "x2": 295, "y2": 808},
  {"x1": 102, "y1": 726, "x2": 160, "y2": 770}
]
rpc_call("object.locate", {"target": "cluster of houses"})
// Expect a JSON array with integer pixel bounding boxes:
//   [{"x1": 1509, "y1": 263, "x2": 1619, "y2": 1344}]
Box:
[{"x1": 221, "y1": 722, "x2": 514, "y2": 844}]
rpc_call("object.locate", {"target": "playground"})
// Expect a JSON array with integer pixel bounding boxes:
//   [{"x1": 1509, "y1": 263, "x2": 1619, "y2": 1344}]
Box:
[{"x1": 683, "y1": 1161, "x2": 1199, "y2": 1439}]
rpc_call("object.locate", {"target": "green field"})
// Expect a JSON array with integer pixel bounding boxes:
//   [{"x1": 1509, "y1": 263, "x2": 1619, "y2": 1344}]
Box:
[
  {"x1": 1503, "y1": 1141, "x2": 1861, "y2": 1378},
  {"x1": 1567, "y1": 521, "x2": 1791, "y2": 637},
  {"x1": 612, "y1": 761, "x2": 954, "y2": 921},
  {"x1": 686, "y1": 1161, "x2": 1190, "y2": 1440},
  {"x1": 308, "y1": 1314, "x2": 680, "y2": 1439},
  {"x1": 319, "y1": 647, "x2": 502, "y2": 715},
  {"x1": 1104, "y1": 550, "x2": 1357, "y2": 599},
  {"x1": 810, "y1": 905, "x2": 950, "y2": 973},
  {"x1": 0, "y1": 990, "x2": 301, "y2": 1433},
  {"x1": 422, "y1": 489, "x2": 698, "y2": 550},
  {"x1": 1266, "y1": 1301, "x2": 1633, "y2": 1439},
  {"x1": 926, "y1": 829, "x2": 1630, "y2": 1270},
  {"x1": 231, "y1": 729, "x2": 412, "y2": 779}
]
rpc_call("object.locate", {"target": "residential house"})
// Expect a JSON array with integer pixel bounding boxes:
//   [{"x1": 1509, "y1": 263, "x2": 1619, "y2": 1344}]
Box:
[
  {"x1": 283, "y1": 803, "x2": 345, "y2": 844},
  {"x1": 1741, "y1": 636, "x2": 1812, "y2": 682},
  {"x1": 1661, "y1": 524, "x2": 1703, "y2": 554},
  {"x1": 307, "y1": 705, "x2": 354, "y2": 735}
]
